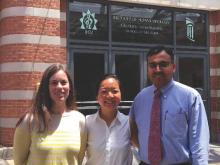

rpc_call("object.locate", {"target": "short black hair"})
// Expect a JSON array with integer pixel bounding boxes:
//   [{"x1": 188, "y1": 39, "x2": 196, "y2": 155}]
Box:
[{"x1": 147, "y1": 46, "x2": 174, "y2": 62}]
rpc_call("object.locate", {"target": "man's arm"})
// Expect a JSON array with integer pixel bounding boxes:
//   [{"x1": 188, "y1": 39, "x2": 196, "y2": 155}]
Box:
[{"x1": 189, "y1": 94, "x2": 209, "y2": 165}]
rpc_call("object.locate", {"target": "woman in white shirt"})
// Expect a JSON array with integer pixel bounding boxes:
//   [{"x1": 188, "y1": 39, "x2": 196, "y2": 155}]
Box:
[{"x1": 85, "y1": 74, "x2": 132, "y2": 165}]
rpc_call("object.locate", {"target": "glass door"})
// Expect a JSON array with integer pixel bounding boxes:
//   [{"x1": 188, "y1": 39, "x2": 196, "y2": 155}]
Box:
[
  {"x1": 69, "y1": 49, "x2": 146, "y2": 115},
  {"x1": 69, "y1": 50, "x2": 108, "y2": 114},
  {"x1": 177, "y1": 55, "x2": 208, "y2": 111},
  {"x1": 112, "y1": 52, "x2": 146, "y2": 114}
]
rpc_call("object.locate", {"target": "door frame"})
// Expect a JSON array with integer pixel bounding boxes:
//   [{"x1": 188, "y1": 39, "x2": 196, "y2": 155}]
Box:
[
  {"x1": 68, "y1": 48, "x2": 109, "y2": 78},
  {"x1": 175, "y1": 53, "x2": 208, "y2": 98},
  {"x1": 111, "y1": 50, "x2": 147, "y2": 90},
  {"x1": 175, "y1": 52, "x2": 210, "y2": 122}
]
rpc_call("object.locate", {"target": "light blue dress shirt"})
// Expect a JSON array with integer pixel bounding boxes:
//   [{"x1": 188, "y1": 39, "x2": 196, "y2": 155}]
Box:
[{"x1": 129, "y1": 79, "x2": 209, "y2": 165}]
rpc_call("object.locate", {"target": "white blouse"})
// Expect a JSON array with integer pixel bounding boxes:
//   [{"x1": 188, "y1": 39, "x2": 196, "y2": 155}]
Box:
[{"x1": 85, "y1": 111, "x2": 132, "y2": 165}]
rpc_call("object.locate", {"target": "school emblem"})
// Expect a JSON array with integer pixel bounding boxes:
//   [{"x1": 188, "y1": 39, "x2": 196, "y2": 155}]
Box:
[
  {"x1": 80, "y1": 9, "x2": 98, "y2": 34},
  {"x1": 186, "y1": 17, "x2": 195, "y2": 42}
]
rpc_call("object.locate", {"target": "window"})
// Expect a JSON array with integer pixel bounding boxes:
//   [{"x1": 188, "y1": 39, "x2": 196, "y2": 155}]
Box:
[
  {"x1": 69, "y1": 1, "x2": 108, "y2": 41},
  {"x1": 115, "y1": 54, "x2": 140, "y2": 100},
  {"x1": 176, "y1": 12, "x2": 206, "y2": 46},
  {"x1": 111, "y1": 5, "x2": 173, "y2": 44},
  {"x1": 74, "y1": 53, "x2": 105, "y2": 101}
]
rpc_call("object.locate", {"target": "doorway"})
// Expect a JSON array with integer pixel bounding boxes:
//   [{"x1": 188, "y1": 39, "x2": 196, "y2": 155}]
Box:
[
  {"x1": 69, "y1": 49, "x2": 145, "y2": 114},
  {"x1": 177, "y1": 55, "x2": 208, "y2": 112}
]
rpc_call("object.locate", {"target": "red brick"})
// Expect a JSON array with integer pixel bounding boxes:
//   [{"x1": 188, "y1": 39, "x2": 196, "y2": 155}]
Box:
[
  {"x1": 0, "y1": 128, "x2": 15, "y2": 146},
  {"x1": 60, "y1": 0, "x2": 67, "y2": 12},
  {"x1": 211, "y1": 119, "x2": 218, "y2": 132},
  {"x1": 210, "y1": 54, "x2": 220, "y2": 68},
  {"x1": 0, "y1": 0, "x2": 68, "y2": 147},
  {"x1": 0, "y1": 44, "x2": 66, "y2": 63},
  {"x1": 210, "y1": 33, "x2": 216, "y2": 47},
  {"x1": 0, "y1": 17, "x2": 66, "y2": 37},
  {"x1": 210, "y1": 76, "x2": 220, "y2": 90},
  {"x1": 210, "y1": 119, "x2": 220, "y2": 133},
  {"x1": 0, "y1": 100, "x2": 32, "y2": 118},
  {"x1": 209, "y1": 11, "x2": 220, "y2": 25},
  {"x1": 210, "y1": 98, "x2": 220, "y2": 111},
  {"x1": 0, "y1": 72, "x2": 42, "y2": 90},
  {"x1": 0, "y1": 0, "x2": 61, "y2": 11},
  {"x1": 216, "y1": 32, "x2": 220, "y2": 46}
]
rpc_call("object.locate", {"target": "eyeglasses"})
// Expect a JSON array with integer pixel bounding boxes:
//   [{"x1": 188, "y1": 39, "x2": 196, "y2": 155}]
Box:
[{"x1": 148, "y1": 61, "x2": 171, "y2": 69}]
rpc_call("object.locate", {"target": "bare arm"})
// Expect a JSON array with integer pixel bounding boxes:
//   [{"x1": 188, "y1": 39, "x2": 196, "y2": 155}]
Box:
[
  {"x1": 129, "y1": 118, "x2": 139, "y2": 148},
  {"x1": 13, "y1": 117, "x2": 31, "y2": 165}
]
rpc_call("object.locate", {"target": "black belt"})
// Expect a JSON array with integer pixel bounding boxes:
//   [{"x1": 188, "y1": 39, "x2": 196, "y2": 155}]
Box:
[
  {"x1": 139, "y1": 161, "x2": 149, "y2": 165},
  {"x1": 139, "y1": 161, "x2": 191, "y2": 165}
]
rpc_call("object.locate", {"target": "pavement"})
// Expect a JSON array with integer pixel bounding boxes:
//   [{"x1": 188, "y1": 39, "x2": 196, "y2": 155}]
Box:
[
  {"x1": 0, "y1": 145, "x2": 13, "y2": 165},
  {"x1": 1, "y1": 143, "x2": 220, "y2": 165},
  {"x1": 209, "y1": 143, "x2": 220, "y2": 164}
]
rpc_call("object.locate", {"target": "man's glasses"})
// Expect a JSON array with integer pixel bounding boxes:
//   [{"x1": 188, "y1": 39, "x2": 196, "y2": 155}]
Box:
[{"x1": 148, "y1": 61, "x2": 171, "y2": 69}]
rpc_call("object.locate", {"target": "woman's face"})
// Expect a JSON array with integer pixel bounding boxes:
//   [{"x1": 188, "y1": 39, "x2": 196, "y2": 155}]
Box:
[
  {"x1": 97, "y1": 78, "x2": 121, "y2": 111},
  {"x1": 49, "y1": 70, "x2": 70, "y2": 105}
]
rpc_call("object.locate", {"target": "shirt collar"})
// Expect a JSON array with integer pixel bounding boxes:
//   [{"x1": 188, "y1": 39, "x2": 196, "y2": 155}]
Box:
[
  {"x1": 152, "y1": 78, "x2": 174, "y2": 95},
  {"x1": 94, "y1": 110, "x2": 123, "y2": 125},
  {"x1": 116, "y1": 111, "x2": 124, "y2": 124}
]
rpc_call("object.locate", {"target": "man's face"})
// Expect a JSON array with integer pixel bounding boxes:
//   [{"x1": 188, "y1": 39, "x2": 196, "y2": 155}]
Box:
[{"x1": 147, "y1": 50, "x2": 176, "y2": 89}]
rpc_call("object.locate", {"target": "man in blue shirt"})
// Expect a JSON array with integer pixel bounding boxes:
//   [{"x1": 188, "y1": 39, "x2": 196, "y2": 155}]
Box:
[{"x1": 129, "y1": 46, "x2": 209, "y2": 165}]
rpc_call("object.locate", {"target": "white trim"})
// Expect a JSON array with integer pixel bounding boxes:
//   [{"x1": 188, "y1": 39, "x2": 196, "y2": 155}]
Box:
[
  {"x1": 0, "y1": 7, "x2": 66, "y2": 21},
  {"x1": 210, "y1": 25, "x2": 220, "y2": 33},
  {"x1": 216, "y1": 47, "x2": 220, "y2": 54},
  {"x1": 0, "y1": 62, "x2": 58, "y2": 72},
  {"x1": 210, "y1": 25, "x2": 215, "y2": 33},
  {"x1": 0, "y1": 90, "x2": 34, "y2": 100},
  {"x1": 211, "y1": 111, "x2": 220, "y2": 120},
  {"x1": 0, "y1": 118, "x2": 18, "y2": 128},
  {"x1": 112, "y1": 0, "x2": 220, "y2": 11},
  {"x1": 210, "y1": 68, "x2": 220, "y2": 76},
  {"x1": 210, "y1": 47, "x2": 220, "y2": 54},
  {"x1": 210, "y1": 47, "x2": 215, "y2": 54},
  {"x1": 211, "y1": 90, "x2": 220, "y2": 98},
  {"x1": 217, "y1": 25, "x2": 220, "y2": 33},
  {"x1": 0, "y1": 34, "x2": 66, "y2": 47}
]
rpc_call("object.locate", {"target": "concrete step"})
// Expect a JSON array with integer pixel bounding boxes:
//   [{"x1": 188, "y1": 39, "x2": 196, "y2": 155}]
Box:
[
  {"x1": 0, "y1": 146, "x2": 13, "y2": 160},
  {"x1": 1, "y1": 143, "x2": 220, "y2": 165}
]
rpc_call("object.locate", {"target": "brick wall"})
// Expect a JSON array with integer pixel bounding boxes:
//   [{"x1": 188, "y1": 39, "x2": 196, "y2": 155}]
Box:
[
  {"x1": 0, "y1": 0, "x2": 67, "y2": 146},
  {"x1": 209, "y1": 10, "x2": 220, "y2": 142}
]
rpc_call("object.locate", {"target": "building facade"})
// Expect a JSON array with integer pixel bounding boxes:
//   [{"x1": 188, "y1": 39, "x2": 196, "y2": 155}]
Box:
[{"x1": 0, "y1": 0, "x2": 220, "y2": 146}]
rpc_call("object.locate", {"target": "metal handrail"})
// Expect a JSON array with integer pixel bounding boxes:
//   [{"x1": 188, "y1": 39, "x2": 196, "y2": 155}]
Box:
[{"x1": 76, "y1": 100, "x2": 133, "y2": 115}]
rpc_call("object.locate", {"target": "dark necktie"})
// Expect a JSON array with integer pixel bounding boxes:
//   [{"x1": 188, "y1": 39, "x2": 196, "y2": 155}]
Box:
[{"x1": 148, "y1": 90, "x2": 162, "y2": 165}]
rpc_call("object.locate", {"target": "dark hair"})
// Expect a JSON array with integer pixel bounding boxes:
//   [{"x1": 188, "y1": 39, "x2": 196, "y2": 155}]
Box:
[
  {"x1": 35, "y1": 63, "x2": 76, "y2": 111},
  {"x1": 147, "y1": 46, "x2": 174, "y2": 62},
  {"x1": 17, "y1": 63, "x2": 76, "y2": 132},
  {"x1": 96, "y1": 74, "x2": 121, "y2": 95}
]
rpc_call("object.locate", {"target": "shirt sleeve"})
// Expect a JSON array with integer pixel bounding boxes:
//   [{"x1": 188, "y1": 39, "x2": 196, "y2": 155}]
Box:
[
  {"x1": 78, "y1": 115, "x2": 87, "y2": 165},
  {"x1": 13, "y1": 117, "x2": 31, "y2": 165},
  {"x1": 189, "y1": 93, "x2": 209, "y2": 165}
]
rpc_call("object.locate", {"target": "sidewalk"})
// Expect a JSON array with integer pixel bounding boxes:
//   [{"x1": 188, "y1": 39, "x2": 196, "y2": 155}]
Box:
[
  {"x1": 0, "y1": 145, "x2": 13, "y2": 165},
  {"x1": 1, "y1": 143, "x2": 220, "y2": 165},
  {"x1": 209, "y1": 143, "x2": 220, "y2": 164}
]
